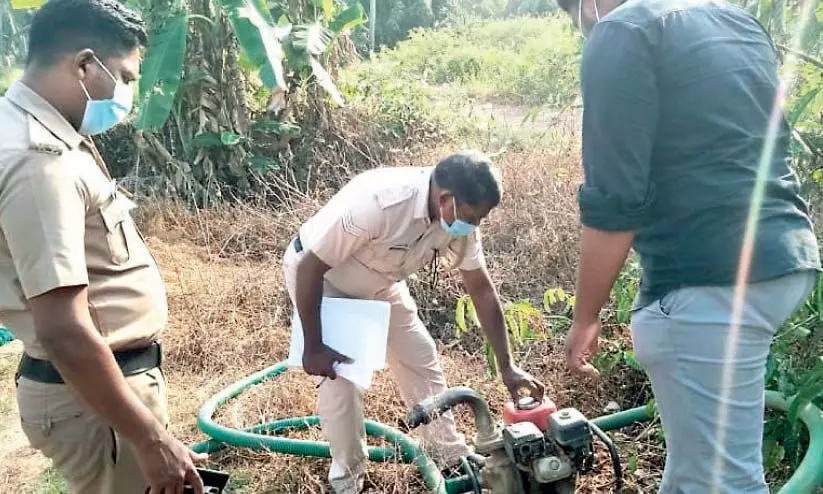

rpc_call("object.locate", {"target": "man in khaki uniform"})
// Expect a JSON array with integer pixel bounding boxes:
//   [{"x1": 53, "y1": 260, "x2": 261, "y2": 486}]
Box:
[
  {"x1": 0, "y1": 1, "x2": 205, "y2": 493},
  {"x1": 283, "y1": 150, "x2": 546, "y2": 493}
]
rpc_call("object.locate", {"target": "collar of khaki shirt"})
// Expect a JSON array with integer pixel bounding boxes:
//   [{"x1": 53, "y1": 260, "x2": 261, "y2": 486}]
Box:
[
  {"x1": 412, "y1": 167, "x2": 435, "y2": 224},
  {"x1": 6, "y1": 80, "x2": 116, "y2": 184},
  {"x1": 5, "y1": 80, "x2": 84, "y2": 151}
]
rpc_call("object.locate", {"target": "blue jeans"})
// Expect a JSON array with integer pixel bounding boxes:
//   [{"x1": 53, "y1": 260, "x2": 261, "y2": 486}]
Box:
[{"x1": 631, "y1": 270, "x2": 816, "y2": 494}]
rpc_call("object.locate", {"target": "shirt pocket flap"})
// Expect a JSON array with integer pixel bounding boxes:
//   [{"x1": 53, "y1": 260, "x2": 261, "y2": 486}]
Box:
[{"x1": 98, "y1": 197, "x2": 133, "y2": 264}]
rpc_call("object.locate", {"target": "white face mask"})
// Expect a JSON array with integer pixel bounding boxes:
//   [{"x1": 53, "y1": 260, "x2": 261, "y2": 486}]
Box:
[{"x1": 578, "y1": 0, "x2": 601, "y2": 39}]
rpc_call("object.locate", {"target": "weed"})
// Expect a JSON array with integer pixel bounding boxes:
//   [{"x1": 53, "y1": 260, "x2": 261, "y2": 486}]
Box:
[{"x1": 32, "y1": 467, "x2": 67, "y2": 494}]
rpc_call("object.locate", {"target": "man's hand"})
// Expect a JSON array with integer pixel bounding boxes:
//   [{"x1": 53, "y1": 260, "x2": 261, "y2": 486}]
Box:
[
  {"x1": 500, "y1": 364, "x2": 545, "y2": 402},
  {"x1": 565, "y1": 227, "x2": 634, "y2": 380},
  {"x1": 137, "y1": 432, "x2": 208, "y2": 494},
  {"x1": 459, "y1": 267, "x2": 547, "y2": 402},
  {"x1": 564, "y1": 318, "x2": 601, "y2": 379},
  {"x1": 302, "y1": 344, "x2": 353, "y2": 379}
]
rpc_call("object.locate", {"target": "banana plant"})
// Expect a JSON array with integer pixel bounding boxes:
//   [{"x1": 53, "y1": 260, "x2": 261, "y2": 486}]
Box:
[
  {"x1": 11, "y1": 0, "x2": 366, "y2": 131},
  {"x1": 132, "y1": 0, "x2": 365, "y2": 130}
]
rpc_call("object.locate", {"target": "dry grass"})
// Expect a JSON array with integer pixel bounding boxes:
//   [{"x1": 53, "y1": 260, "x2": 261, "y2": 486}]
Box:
[{"x1": 130, "y1": 126, "x2": 665, "y2": 493}]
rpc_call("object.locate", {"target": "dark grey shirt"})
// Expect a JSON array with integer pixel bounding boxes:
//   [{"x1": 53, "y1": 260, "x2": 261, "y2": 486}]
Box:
[{"x1": 578, "y1": 0, "x2": 820, "y2": 309}]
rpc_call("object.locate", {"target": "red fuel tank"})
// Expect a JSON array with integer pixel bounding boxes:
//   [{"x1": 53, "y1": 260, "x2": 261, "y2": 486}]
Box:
[{"x1": 503, "y1": 396, "x2": 557, "y2": 432}]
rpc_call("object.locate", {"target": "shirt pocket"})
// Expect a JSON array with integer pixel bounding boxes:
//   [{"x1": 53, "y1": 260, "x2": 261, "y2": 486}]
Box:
[
  {"x1": 98, "y1": 197, "x2": 133, "y2": 265},
  {"x1": 380, "y1": 244, "x2": 410, "y2": 269}
]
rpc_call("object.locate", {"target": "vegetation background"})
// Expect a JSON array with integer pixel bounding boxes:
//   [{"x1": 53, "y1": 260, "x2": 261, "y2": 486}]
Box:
[{"x1": 0, "y1": 0, "x2": 821, "y2": 492}]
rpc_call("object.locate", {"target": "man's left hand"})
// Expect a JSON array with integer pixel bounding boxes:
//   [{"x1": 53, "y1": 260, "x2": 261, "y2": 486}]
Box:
[{"x1": 500, "y1": 364, "x2": 545, "y2": 402}]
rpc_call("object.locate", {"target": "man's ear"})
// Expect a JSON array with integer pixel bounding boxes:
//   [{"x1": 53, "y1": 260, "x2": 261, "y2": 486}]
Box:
[
  {"x1": 438, "y1": 190, "x2": 453, "y2": 205},
  {"x1": 73, "y1": 49, "x2": 96, "y2": 80}
]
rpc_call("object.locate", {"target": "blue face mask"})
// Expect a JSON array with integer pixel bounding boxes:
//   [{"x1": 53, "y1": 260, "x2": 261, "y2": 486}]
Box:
[
  {"x1": 440, "y1": 197, "x2": 476, "y2": 237},
  {"x1": 78, "y1": 56, "x2": 133, "y2": 136}
]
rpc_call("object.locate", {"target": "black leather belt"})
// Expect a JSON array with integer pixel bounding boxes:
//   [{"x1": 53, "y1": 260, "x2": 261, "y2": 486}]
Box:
[
  {"x1": 17, "y1": 342, "x2": 162, "y2": 384},
  {"x1": 293, "y1": 235, "x2": 303, "y2": 253}
]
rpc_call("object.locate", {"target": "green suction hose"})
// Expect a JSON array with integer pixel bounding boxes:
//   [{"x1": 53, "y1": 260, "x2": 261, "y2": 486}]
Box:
[
  {"x1": 192, "y1": 362, "x2": 449, "y2": 494},
  {"x1": 191, "y1": 361, "x2": 823, "y2": 494}
]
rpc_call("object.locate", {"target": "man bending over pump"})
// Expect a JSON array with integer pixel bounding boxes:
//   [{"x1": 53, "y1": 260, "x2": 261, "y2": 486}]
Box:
[{"x1": 282, "y1": 150, "x2": 545, "y2": 493}]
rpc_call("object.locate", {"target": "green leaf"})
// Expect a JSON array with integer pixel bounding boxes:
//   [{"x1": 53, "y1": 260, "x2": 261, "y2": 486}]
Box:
[
  {"x1": 505, "y1": 310, "x2": 518, "y2": 340},
  {"x1": 622, "y1": 351, "x2": 644, "y2": 371},
  {"x1": 252, "y1": 119, "x2": 301, "y2": 135},
  {"x1": 322, "y1": 0, "x2": 334, "y2": 21},
  {"x1": 627, "y1": 453, "x2": 638, "y2": 473},
  {"x1": 787, "y1": 88, "x2": 821, "y2": 126},
  {"x1": 788, "y1": 366, "x2": 823, "y2": 425},
  {"x1": 455, "y1": 296, "x2": 467, "y2": 336},
  {"x1": 10, "y1": 0, "x2": 44, "y2": 8},
  {"x1": 466, "y1": 297, "x2": 480, "y2": 327},
  {"x1": 292, "y1": 23, "x2": 333, "y2": 56},
  {"x1": 220, "y1": 132, "x2": 242, "y2": 146},
  {"x1": 817, "y1": 2, "x2": 823, "y2": 23},
  {"x1": 191, "y1": 132, "x2": 224, "y2": 148},
  {"x1": 191, "y1": 131, "x2": 243, "y2": 148},
  {"x1": 134, "y1": 12, "x2": 188, "y2": 131},
  {"x1": 329, "y1": 3, "x2": 367, "y2": 34},
  {"x1": 218, "y1": 0, "x2": 289, "y2": 91},
  {"x1": 763, "y1": 437, "x2": 786, "y2": 472},
  {"x1": 815, "y1": 273, "x2": 823, "y2": 322},
  {"x1": 644, "y1": 399, "x2": 659, "y2": 419},
  {"x1": 308, "y1": 56, "x2": 345, "y2": 106},
  {"x1": 765, "y1": 354, "x2": 779, "y2": 385},
  {"x1": 484, "y1": 341, "x2": 498, "y2": 378},
  {"x1": 249, "y1": 156, "x2": 279, "y2": 173}
]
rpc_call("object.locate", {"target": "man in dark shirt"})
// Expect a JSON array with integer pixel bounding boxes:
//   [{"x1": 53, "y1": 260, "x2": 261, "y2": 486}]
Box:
[{"x1": 555, "y1": 0, "x2": 820, "y2": 491}]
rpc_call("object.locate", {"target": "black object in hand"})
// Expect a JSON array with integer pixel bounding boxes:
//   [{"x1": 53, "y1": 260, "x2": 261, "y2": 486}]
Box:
[{"x1": 183, "y1": 468, "x2": 231, "y2": 494}]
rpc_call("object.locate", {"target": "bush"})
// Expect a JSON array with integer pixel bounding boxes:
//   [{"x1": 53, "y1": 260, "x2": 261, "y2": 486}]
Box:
[{"x1": 352, "y1": 16, "x2": 580, "y2": 108}]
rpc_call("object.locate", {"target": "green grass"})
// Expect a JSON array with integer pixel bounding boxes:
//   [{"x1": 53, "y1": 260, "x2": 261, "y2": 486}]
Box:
[
  {"x1": 31, "y1": 467, "x2": 67, "y2": 494},
  {"x1": 337, "y1": 16, "x2": 582, "y2": 153}
]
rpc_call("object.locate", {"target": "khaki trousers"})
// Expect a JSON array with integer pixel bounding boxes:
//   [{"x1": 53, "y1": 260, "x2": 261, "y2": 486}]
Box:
[
  {"x1": 283, "y1": 243, "x2": 471, "y2": 494},
  {"x1": 15, "y1": 367, "x2": 169, "y2": 494}
]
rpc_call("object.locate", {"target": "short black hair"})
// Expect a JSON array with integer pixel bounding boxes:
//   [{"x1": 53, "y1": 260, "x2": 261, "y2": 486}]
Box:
[
  {"x1": 27, "y1": 0, "x2": 147, "y2": 66},
  {"x1": 433, "y1": 149, "x2": 502, "y2": 208}
]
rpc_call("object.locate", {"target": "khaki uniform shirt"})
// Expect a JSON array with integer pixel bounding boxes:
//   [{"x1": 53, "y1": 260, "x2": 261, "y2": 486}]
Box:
[
  {"x1": 0, "y1": 81, "x2": 168, "y2": 360},
  {"x1": 299, "y1": 166, "x2": 486, "y2": 298}
]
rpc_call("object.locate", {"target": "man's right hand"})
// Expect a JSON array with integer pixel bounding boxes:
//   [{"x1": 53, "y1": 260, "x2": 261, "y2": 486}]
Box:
[
  {"x1": 137, "y1": 431, "x2": 208, "y2": 494},
  {"x1": 302, "y1": 344, "x2": 353, "y2": 379}
]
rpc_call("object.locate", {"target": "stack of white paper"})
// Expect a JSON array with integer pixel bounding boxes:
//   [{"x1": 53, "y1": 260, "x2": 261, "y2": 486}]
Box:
[{"x1": 286, "y1": 297, "x2": 392, "y2": 391}]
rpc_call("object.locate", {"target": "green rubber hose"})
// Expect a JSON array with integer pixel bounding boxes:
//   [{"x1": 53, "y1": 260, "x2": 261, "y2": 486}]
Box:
[
  {"x1": 191, "y1": 361, "x2": 823, "y2": 494},
  {"x1": 193, "y1": 362, "x2": 449, "y2": 494},
  {"x1": 764, "y1": 391, "x2": 823, "y2": 494}
]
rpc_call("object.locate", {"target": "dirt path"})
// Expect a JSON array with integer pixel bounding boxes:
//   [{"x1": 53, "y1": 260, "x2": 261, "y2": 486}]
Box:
[
  {"x1": 0, "y1": 341, "x2": 49, "y2": 493},
  {"x1": 458, "y1": 95, "x2": 583, "y2": 132}
]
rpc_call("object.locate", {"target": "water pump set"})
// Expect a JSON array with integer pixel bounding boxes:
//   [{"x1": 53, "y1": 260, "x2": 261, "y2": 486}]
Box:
[
  {"x1": 407, "y1": 387, "x2": 623, "y2": 494},
  {"x1": 191, "y1": 362, "x2": 823, "y2": 494}
]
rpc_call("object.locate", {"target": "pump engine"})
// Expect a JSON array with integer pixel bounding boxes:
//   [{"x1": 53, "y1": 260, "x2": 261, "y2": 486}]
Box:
[{"x1": 407, "y1": 388, "x2": 621, "y2": 494}]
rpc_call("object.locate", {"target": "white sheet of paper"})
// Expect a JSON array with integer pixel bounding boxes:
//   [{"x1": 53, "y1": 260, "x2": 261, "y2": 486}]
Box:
[{"x1": 287, "y1": 297, "x2": 391, "y2": 391}]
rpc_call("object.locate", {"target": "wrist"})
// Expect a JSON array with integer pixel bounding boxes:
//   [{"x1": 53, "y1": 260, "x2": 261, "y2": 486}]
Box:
[
  {"x1": 497, "y1": 354, "x2": 514, "y2": 372},
  {"x1": 572, "y1": 305, "x2": 601, "y2": 326},
  {"x1": 304, "y1": 338, "x2": 324, "y2": 353},
  {"x1": 133, "y1": 416, "x2": 167, "y2": 452}
]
